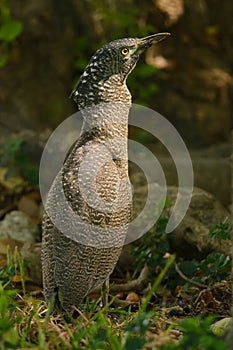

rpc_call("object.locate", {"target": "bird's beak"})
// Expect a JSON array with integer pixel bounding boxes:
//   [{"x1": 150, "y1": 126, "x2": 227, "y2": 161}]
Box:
[{"x1": 136, "y1": 32, "x2": 171, "y2": 53}]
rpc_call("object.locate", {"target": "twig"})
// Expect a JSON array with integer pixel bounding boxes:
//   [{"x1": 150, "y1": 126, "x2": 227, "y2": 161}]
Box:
[
  {"x1": 141, "y1": 254, "x2": 176, "y2": 312},
  {"x1": 174, "y1": 262, "x2": 208, "y2": 289},
  {"x1": 91, "y1": 265, "x2": 151, "y2": 296},
  {"x1": 109, "y1": 265, "x2": 151, "y2": 293}
]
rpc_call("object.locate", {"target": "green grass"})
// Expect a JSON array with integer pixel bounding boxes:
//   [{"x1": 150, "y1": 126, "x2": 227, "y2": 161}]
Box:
[
  {"x1": 0, "y1": 219, "x2": 231, "y2": 349},
  {"x1": 0, "y1": 253, "x2": 173, "y2": 349},
  {"x1": 0, "y1": 249, "x2": 229, "y2": 350}
]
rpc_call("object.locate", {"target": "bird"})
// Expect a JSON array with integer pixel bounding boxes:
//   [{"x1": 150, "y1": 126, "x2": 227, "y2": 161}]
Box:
[{"x1": 41, "y1": 32, "x2": 170, "y2": 312}]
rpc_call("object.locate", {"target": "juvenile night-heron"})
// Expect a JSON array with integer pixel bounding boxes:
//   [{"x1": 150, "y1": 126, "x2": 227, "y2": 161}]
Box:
[{"x1": 42, "y1": 32, "x2": 170, "y2": 311}]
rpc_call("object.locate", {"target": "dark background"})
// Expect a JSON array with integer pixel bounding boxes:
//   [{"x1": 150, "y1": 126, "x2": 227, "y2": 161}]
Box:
[{"x1": 0, "y1": 0, "x2": 232, "y2": 208}]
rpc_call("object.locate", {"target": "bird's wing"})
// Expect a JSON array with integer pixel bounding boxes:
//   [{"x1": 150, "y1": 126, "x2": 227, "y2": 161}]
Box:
[
  {"x1": 42, "y1": 140, "x2": 131, "y2": 310},
  {"x1": 63, "y1": 140, "x2": 131, "y2": 214}
]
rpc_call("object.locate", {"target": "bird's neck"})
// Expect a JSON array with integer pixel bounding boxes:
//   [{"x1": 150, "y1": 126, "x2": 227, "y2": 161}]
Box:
[
  {"x1": 80, "y1": 101, "x2": 131, "y2": 140},
  {"x1": 98, "y1": 75, "x2": 132, "y2": 103},
  {"x1": 75, "y1": 75, "x2": 132, "y2": 153},
  {"x1": 74, "y1": 74, "x2": 132, "y2": 109}
]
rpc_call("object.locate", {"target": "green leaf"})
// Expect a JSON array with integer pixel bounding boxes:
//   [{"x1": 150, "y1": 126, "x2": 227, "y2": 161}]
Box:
[
  {"x1": 125, "y1": 337, "x2": 146, "y2": 350},
  {"x1": 179, "y1": 261, "x2": 198, "y2": 277},
  {"x1": 0, "y1": 20, "x2": 23, "y2": 42}
]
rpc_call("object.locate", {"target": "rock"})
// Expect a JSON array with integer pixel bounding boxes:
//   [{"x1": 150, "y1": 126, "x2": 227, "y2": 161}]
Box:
[
  {"x1": 129, "y1": 145, "x2": 231, "y2": 209},
  {"x1": 131, "y1": 172, "x2": 231, "y2": 260},
  {"x1": 166, "y1": 187, "x2": 232, "y2": 259},
  {"x1": 0, "y1": 211, "x2": 40, "y2": 243},
  {"x1": 166, "y1": 186, "x2": 229, "y2": 227}
]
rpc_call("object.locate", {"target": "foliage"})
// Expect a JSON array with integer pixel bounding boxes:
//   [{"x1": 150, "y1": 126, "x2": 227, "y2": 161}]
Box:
[
  {"x1": 0, "y1": 238, "x2": 230, "y2": 349},
  {"x1": 132, "y1": 217, "x2": 232, "y2": 290},
  {"x1": 0, "y1": 0, "x2": 23, "y2": 67},
  {"x1": 0, "y1": 137, "x2": 39, "y2": 185},
  {"x1": 131, "y1": 216, "x2": 178, "y2": 289},
  {"x1": 69, "y1": 308, "x2": 153, "y2": 350},
  {"x1": 198, "y1": 217, "x2": 232, "y2": 284},
  {"x1": 0, "y1": 248, "x2": 28, "y2": 349},
  {"x1": 0, "y1": 248, "x2": 175, "y2": 350},
  {"x1": 0, "y1": 247, "x2": 27, "y2": 293},
  {"x1": 0, "y1": 284, "x2": 21, "y2": 349},
  {"x1": 122, "y1": 311, "x2": 153, "y2": 350},
  {"x1": 161, "y1": 316, "x2": 227, "y2": 350},
  {"x1": 209, "y1": 217, "x2": 231, "y2": 241},
  {"x1": 0, "y1": 271, "x2": 156, "y2": 350},
  {"x1": 64, "y1": 255, "x2": 175, "y2": 349},
  {"x1": 132, "y1": 217, "x2": 169, "y2": 270},
  {"x1": 199, "y1": 252, "x2": 231, "y2": 284}
]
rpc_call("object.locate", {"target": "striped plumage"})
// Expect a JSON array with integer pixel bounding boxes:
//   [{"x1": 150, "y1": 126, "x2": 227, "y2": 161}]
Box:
[{"x1": 42, "y1": 33, "x2": 170, "y2": 311}]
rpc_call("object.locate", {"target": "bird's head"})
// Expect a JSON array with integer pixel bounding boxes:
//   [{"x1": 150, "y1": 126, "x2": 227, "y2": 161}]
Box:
[
  {"x1": 71, "y1": 33, "x2": 170, "y2": 107},
  {"x1": 100, "y1": 32, "x2": 170, "y2": 79}
]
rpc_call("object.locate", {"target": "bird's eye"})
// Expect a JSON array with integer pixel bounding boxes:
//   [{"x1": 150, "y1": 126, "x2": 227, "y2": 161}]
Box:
[{"x1": 121, "y1": 48, "x2": 129, "y2": 56}]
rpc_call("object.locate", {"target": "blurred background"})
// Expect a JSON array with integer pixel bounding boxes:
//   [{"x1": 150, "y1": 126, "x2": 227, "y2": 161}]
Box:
[
  {"x1": 0, "y1": 0, "x2": 232, "y2": 210},
  {"x1": 0, "y1": 2, "x2": 232, "y2": 342}
]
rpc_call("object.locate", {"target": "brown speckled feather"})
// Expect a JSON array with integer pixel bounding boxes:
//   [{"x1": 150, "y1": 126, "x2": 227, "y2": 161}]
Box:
[{"x1": 42, "y1": 33, "x2": 170, "y2": 311}]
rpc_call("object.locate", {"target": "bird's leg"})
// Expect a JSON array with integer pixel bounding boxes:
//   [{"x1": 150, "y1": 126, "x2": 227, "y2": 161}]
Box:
[{"x1": 101, "y1": 278, "x2": 110, "y2": 307}]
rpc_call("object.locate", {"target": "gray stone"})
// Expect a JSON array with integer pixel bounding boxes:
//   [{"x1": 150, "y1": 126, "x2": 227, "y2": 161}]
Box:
[
  {"x1": 0, "y1": 211, "x2": 40, "y2": 243},
  {"x1": 165, "y1": 186, "x2": 231, "y2": 259},
  {"x1": 131, "y1": 172, "x2": 232, "y2": 260}
]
